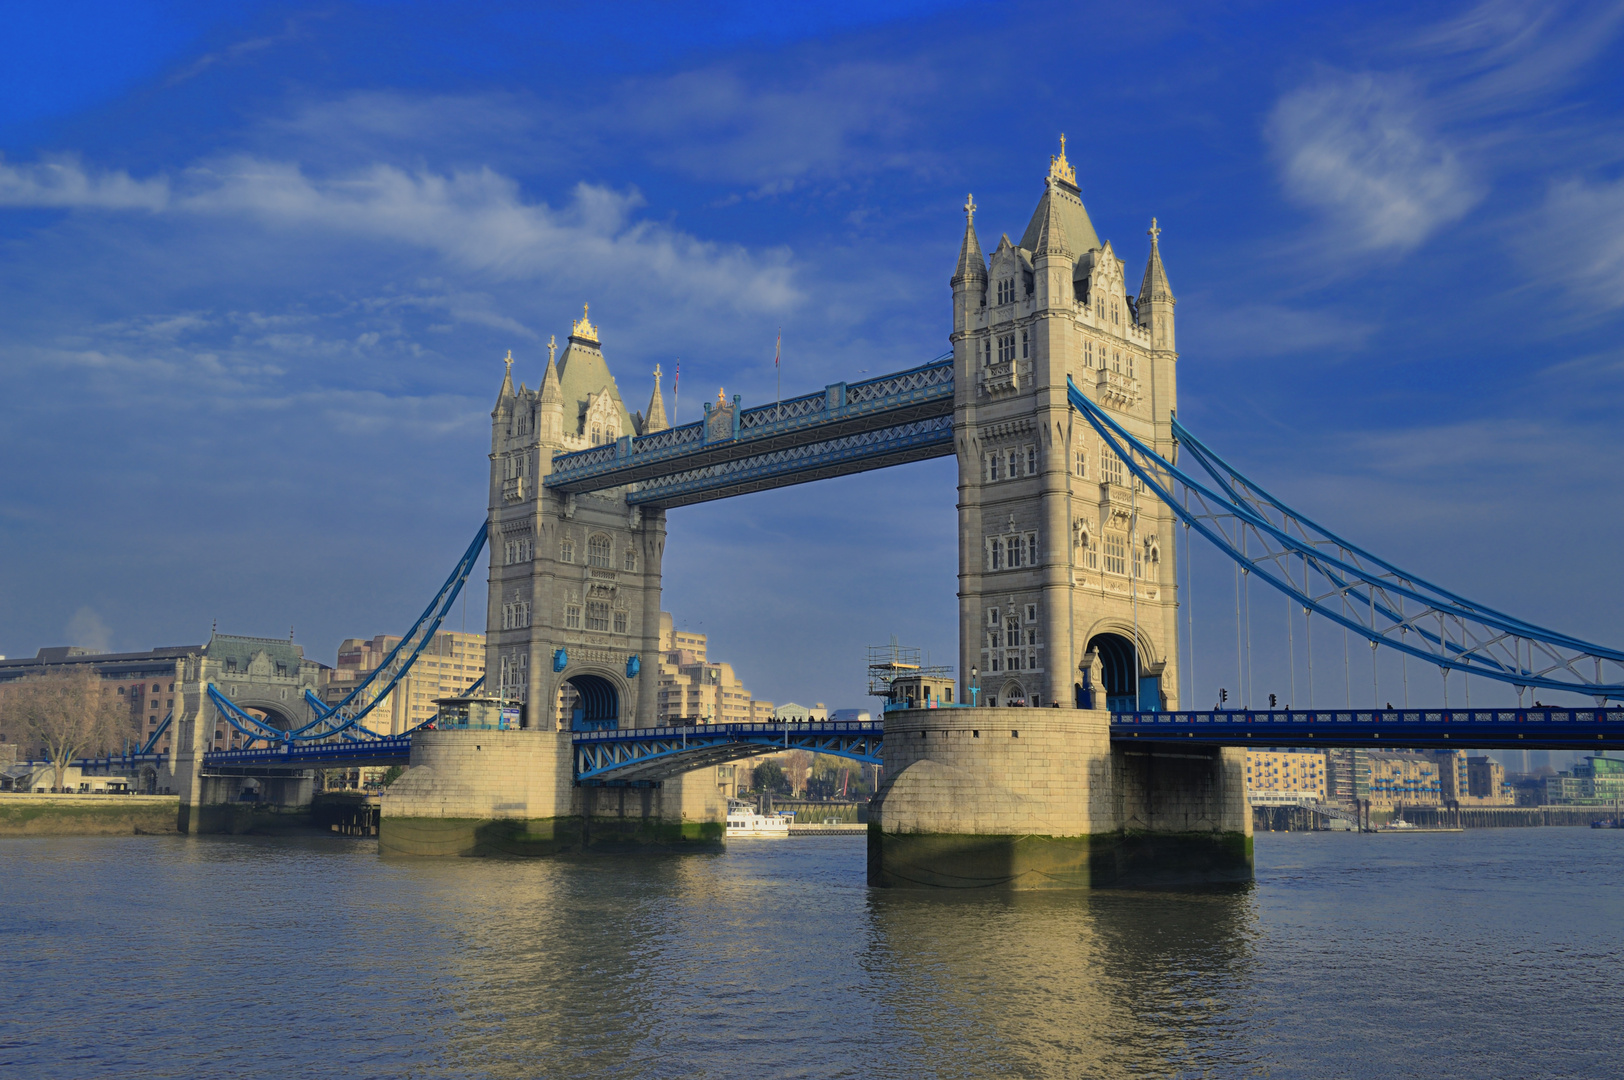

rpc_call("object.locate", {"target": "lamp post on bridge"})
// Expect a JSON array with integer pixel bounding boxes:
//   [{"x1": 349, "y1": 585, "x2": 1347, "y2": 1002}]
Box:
[{"x1": 970, "y1": 666, "x2": 979, "y2": 707}]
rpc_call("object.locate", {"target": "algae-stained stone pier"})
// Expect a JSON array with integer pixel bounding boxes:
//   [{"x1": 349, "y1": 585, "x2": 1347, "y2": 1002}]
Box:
[{"x1": 869, "y1": 707, "x2": 1252, "y2": 889}]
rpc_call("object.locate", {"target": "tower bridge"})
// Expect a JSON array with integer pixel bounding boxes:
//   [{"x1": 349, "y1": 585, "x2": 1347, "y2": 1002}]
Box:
[{"x1": 145, "y1": 139, "x2": 1624, "y2": 886}]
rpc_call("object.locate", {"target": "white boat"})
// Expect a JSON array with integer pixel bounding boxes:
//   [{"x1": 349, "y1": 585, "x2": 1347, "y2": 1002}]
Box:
[{"x1": 725, "y1": 810, "x2": 790, "y2": 838}]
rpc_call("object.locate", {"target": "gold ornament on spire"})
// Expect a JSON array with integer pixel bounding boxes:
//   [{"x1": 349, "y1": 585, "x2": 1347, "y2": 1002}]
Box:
[
  {"x1": 717, "y1": 386, "x2": 726, "y2": 404},
  {"x1": 1148, "y1": 217, "x2": 1162, "y2": 243},
  {"x1": 1049, "y1": 133, "x2": 1076, "y2": 187},
  {"x1": 571, "y1": 303, "x2": 599, "y2": 344}
]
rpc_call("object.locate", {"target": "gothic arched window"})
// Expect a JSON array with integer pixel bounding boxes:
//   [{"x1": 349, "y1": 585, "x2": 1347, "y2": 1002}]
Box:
[{"x1": 587, "y1": 534, "x2": 612, "y2": 568}]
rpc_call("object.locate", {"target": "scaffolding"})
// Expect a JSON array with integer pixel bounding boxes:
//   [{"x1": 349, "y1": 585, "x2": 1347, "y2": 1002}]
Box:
[{"x1": 867, "y1": 640, "x2": 953, "y2": 700}]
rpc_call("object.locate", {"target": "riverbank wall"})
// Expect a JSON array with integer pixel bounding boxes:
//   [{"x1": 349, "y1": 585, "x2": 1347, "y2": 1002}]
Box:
[{"x1": 0, "y1": 793, "x2": 180, "y2": 836}]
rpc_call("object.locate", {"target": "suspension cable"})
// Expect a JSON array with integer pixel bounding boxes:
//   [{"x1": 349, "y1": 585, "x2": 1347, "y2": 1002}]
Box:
[
  {"x1": 1233, "y1": 562, "x2": 1243, "y2": 709},
  {"x1": 1184, "y1": 518, "x2": 1196, "y2": 709},
  {"x1": 1287, "y1": 594, "x2": 1296, "y2": 709}
]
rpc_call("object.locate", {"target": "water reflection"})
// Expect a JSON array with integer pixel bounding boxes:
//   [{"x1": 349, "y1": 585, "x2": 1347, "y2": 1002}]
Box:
[
  {"x1": 862, "y1": 888, "x2": 1260, "y2": 1077},
  {"x1": 4, "y1": 833, "x2": 1621, "y2": 1079}
]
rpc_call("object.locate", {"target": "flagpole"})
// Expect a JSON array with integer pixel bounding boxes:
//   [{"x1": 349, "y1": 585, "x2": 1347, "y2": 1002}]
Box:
[
  {"x1": 672, "y1": 360, "x2": 680, "y2": 424},
  {"x1": 775, "y1": 328, "x2": 782, "y2": 419}
]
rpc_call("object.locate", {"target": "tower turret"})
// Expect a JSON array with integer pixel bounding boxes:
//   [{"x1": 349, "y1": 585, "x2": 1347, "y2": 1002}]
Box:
[
  {"x1": 538, "y1": 335, "x2": 564, "y2": 447},
  {"x1": 643, "y1": 364, "x2": 669, "y2": 434},
  {"x1": 492, "y1": 349, "x2": 516, "y2": 456},
  {"x1": 951, "y1": 194, "x2": 987, "y2": 341},
  {"x1": 1138, "y1": 218, "x2": 1176, "y2": 353}
]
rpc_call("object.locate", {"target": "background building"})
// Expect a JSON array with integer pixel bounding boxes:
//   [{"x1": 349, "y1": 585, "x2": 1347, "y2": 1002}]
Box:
[
  {"x1": 654, "y1": 613, "x2": 774, "y2": 724},
  {"x1": 321, "y1": 630, "x2": 486, "y2": 735},
  {"x1": 1244, "y1": 749, "x2": 1327, "y2": 804},
  {"x1": 1545, "y1": 754, "x2": 1624, "y2": 805}
]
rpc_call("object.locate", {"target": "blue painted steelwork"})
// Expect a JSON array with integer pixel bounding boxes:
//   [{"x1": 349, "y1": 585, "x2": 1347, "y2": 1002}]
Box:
[
  {"x1": 1066, "y1": 378, "x2": 1624, "y2": 701},
  {"x1": 545, "y1": 356, "x2": 954, "y2": 508},
  {"x1": 136, "y1": 710, "x2": 171, "y2": 755},
  {"x1": 573, "y1": 721, "x2": 883, "y2": 783},
  {"x1": 211, "y1": 524, "x2": 490, "y2": 743},
  {"x1": 303, "y1": 674, "x2": 487, "y2": 743},
  {"x1": 625, "y1": 416, "x2": 953, "y2": 508},
  {"x1": 1111, "y1": 707, "x2": 1624, "y2": 749},
  {"x1": 202, "y1": 735, "x2": 413, "y2": 770}
]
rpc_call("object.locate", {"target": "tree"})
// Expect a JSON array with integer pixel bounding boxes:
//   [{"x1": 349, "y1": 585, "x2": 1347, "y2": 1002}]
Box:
[
  {"x1": 3, "y1": 669, "x2": 132, "y2": 792},
  {"x1": 751, "y1": 760, "x2": 790, "y2": 794}
]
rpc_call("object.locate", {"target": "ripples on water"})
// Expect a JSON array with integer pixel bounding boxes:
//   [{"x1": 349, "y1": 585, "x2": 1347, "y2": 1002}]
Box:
[{"x1": 1, "y1": 830, "x2": 1620, "y2": 1079}]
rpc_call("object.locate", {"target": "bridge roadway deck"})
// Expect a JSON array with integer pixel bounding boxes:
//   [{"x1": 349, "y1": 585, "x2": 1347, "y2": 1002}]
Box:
[
  {"x1": 543, "y1": 359, "x2": 953, "y2": 508},
  {"x1": 157, "y1": 707, "x2": 1624, "y2": 780}
]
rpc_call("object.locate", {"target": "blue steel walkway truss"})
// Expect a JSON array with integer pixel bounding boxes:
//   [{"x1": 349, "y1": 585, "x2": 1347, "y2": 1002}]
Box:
[
  {"x1": 573, "y1": 721, "x2": 883, "y2": 783},
  {"x1": 546, "y1": 357, "x2": 954, "y2": 508}
]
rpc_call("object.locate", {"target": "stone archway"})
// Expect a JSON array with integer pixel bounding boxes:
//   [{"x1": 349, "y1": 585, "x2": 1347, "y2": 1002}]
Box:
[
  {"x1": 560, "y1": 672, "x2": 620, "y2": 731},
  {"x1": 1084, "y1": 632, "x2": 1142, "y2": 713}
]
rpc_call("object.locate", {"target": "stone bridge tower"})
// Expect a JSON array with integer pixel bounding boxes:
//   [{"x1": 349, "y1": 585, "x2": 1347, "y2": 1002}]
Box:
[
  {"x1": 952, "y1": 139, "x2": 1181, "y2": 714},
  {"x1": 487, "y1": 307, "x2": 670, "y2": 731}
]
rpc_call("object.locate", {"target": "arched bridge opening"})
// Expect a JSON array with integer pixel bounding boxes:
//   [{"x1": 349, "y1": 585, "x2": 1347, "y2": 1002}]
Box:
[{"x1": 562, "y1": 674, "x2": 620, "y2": 732}]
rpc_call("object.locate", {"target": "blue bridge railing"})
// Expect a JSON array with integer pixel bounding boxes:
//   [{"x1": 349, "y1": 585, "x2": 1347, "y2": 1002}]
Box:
[{"x1": 1111, "y1": 707, "x2": 1624, "y2": 748}]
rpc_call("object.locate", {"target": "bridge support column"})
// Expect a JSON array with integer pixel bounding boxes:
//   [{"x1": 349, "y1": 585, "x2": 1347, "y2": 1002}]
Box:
[
  {"x1": 378, "y1": 730, "x2": 726, "y2": 856},
  {"x1": 869, "y1": 708, "x2": 1251, "y2": 889}
]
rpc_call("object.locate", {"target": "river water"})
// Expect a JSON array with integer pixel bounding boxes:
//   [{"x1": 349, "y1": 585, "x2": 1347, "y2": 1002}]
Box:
[{"x1": 2, "y1": 829, "x2": 1620, "y2": 1079}]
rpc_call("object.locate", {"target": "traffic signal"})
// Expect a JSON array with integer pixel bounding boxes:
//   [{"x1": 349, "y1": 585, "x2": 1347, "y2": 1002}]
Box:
[
  {"x1": 1219, "y1": 688, "x2": 1228, "y2": 704},
  {"x1": 1269, "y1": 692, "x2": 1278, "y2": 708}
]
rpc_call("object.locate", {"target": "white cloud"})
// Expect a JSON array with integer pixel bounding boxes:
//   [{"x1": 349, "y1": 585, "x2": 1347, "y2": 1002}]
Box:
[
  {"x1": 0, "y1": 153, "x2": 800, "y2": 315},
  {"x1": 1524, "y1": 177, "x2": 1624, "y2": 308},
  {"x1": 1267, "y1": 71, "x2": 1483, "y2": 252},
  {"x1": 0, "y1": 156, "x2": 168, "y2": 210},
  {"x1": 1187, "y1": 301, "x2": 1376, "y2": 360}
]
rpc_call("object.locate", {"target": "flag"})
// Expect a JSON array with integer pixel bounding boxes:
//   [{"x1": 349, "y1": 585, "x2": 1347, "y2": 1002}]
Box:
[
  {"x1": 775, "y1": 329, "x2": 781, "y2": 367},
  {"x1": 673, "y1": 362, "x2": 680, "y2": 391}
]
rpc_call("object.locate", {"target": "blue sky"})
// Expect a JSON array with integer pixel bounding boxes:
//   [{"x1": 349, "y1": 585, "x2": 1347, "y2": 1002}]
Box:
[{"x1": 4, "y1": 0, "x2": 1624, "y2": 719}]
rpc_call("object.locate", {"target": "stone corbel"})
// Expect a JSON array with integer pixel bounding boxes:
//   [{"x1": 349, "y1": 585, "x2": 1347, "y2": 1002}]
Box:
[{"x1": 563, "y1": 493, "x2": 576, "y2": 519}]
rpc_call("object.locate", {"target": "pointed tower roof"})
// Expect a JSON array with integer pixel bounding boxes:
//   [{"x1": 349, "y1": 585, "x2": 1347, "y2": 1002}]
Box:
[
  {"x1": 539, "y1": 335, "x2": 562, "y2": 404},
  {"x1": 952, "y1": 193, "x2": 987, "y2": 285},
  {"x1": 1020, "y1": 135, "x2": 1100, "y2": 254},
  {"x1": 1139, "y1": 218, "x2": 1175, "y2": 303},
  {"x1": 556, "y1": 303, "x2": 634, "y2": 433},
  {"x1": 643, "y1": 363, "x2": 669, "y2": 433},
  {"x1": 493, "y1": 349, "x2": 515, "y2": 411},
  {"x1": 1033, "y1": 177, "x2": 1069, "y2": 258}
]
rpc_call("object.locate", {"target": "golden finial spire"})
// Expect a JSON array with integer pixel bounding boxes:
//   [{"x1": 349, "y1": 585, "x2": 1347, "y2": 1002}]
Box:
[
  {"x1": 571, "y1": 303, "x2": 599, "y2": 344},
  {"x1": 1049, "y1": 133, "x2": 1076, "y2": 186},
  {"x1": 717, "y1": 386, "x2": 726, "y2": 404}
]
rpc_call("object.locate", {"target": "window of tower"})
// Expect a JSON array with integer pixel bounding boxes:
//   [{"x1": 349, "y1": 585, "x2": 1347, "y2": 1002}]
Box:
[
  {"x1": 1020, "y1": 329, "x2": 1029, "y2": 359},
  {"x1": 1104, "y1": 533, "x2": 1127, "y2": 576},
  {"x1": 560, "y1": 539, "x2": 575, "y2": 563},
  {"x1": 988, "y1": 538, "x2": 1004, "y2": 571},
  {"x1": 586, "y1": 601, "x2": 610, "y2": 632},
  {"x1": 623, "y1": 548, "x2": 636, "y2": 571},
  {"x1": 997, "y1": 334, "x2": 1015, "y2": 363},
  {"x1": 565, "y1": 605, "x2": 581, "y2": 630},
  {"x1": 1025, "y1": 445, "x2": 1036, "y2": 475},
  {"x1": 997, "y1": 278, "x2": 1014, "y2": 305},
  {"x1": 1102, "y1": 453, "x2": 1125, "y2": 487},
  {"x1": 587, "y1": 535, "x2": 612, "y2": 568},
  {"x1": 1126, "y1": 354, "x2": 1135, "y2": 379},
  {"x1": 613, "y1": 611, "x2": 628, "y2": 634},
  {"x1": 988, "y1": 607, "x2": 1000, "y2": 627},
  {"x1": 1074, "y1": 445, "x2": 1087, "y2": 478}
]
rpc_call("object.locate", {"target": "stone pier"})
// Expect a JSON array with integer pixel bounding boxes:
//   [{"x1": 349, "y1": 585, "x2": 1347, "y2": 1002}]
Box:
[
  {"x1": 377, "y1": 730, "x2": 725, "y2": 856},
  {"x1": 869, "y1": 707, "x2": 1251, "y2": 889}
]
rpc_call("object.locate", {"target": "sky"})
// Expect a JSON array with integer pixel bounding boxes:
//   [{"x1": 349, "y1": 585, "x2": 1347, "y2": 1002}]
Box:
[{"x1": 3, "y1": 0, "x2": 1624, "y2": 724}]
